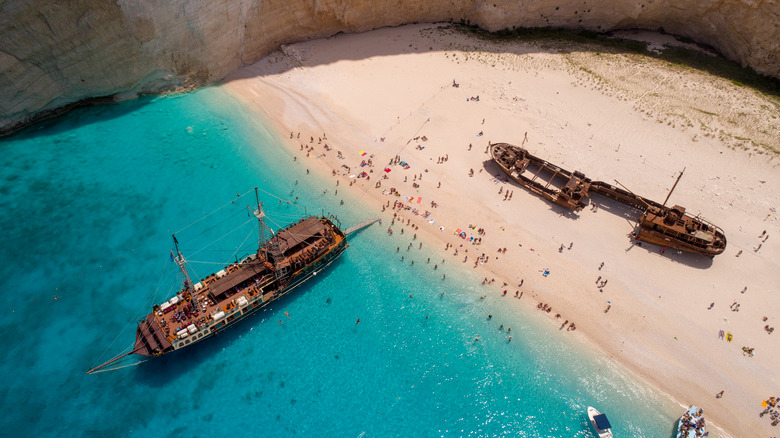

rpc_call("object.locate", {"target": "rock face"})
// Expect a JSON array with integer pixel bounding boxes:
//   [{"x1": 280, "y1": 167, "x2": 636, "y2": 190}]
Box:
[{"x1": 1, "y1": 0, "x2": 778, "y2": 133}]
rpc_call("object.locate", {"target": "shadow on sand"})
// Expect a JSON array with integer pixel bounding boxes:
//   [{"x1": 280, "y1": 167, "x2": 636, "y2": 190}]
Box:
[{"x1": 223, "y1": 24, "x2": 779, "y2": 101}]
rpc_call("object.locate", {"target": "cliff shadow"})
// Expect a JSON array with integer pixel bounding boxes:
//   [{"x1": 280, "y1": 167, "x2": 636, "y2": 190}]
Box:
[
  {"x1": 1, "y1": 94, "x2": 154, "y2": 141},
  {"x1": 223, "y1": 24, "x2": 780, "y2": 102}
]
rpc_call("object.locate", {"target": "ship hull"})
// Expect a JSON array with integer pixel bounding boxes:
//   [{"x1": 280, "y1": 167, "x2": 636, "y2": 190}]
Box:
[
  {"x1": 133, "y1": 216, "x2": 349, "y2": 358},
  {"x1": 636, "y1": 224, "x2": 726, "y2": 257},
  {"x1": 490, "y1": 142, "x2": 592, "y2": 211},
  {"x1": 157, "y1": 238, "x2": 347, "y2": 356},
  {"x1": 489, "y1": 143, "x2": 726, "y2": 258}
]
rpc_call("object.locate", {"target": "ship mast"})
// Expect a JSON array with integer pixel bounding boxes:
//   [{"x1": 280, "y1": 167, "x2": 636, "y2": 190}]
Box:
[
  {"x1": 662, "y1": 167, "x2": 686, "y2": 207},
  {"x1": 250, "y1": 187, "x2": 275, "y2": 260},
  {"x1": 171, "y1": 233, "x2": 197, "y2": 308}
]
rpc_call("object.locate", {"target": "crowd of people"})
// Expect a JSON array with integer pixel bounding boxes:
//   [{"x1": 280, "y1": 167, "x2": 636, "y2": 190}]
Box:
[
  {"x1": 289, "y1": 122, "x2": 587, "y2": 342},
  {"x1": 678, "y1": 407, "x2": 707, "y2": 437},
  {"x1": 759, "y1": 396, "x2": 779, "y2": 427}
]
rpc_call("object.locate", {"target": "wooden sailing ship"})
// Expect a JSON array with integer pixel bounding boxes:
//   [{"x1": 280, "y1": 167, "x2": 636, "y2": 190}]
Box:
[
  {"x1": 490, "y1": 142, "x2": 726, "y2": 257},
  {"x1": 490, "y1": 142, "x2": 592, "y2": 211},
  {"x1": 88, "y1": 188, "x2": 375, "y2": 373}
]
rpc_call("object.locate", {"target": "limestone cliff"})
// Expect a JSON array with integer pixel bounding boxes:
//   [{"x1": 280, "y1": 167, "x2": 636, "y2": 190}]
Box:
[{"x1": 1, "y1": 0, "x2": 778, "y2": 133}]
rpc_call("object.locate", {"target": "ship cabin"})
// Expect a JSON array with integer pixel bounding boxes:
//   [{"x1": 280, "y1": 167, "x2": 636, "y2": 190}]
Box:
[
  {"x1": 204, "y1": 257, "x2": 272, "y2": 304},
  {"x1": 265, "y1": 216, "x2": 339, "y2": 276},
  {"x1": 639, "y1": 204, "x2": 726, "y2": 253}
]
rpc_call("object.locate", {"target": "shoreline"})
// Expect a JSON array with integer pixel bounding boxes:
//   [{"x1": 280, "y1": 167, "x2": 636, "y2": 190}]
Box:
[{"x1": 220, "y1": 23, "x2": 780, "y2": 436}]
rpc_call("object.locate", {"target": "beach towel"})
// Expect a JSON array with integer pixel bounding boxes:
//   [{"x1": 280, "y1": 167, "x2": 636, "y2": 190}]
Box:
[
  {"x1": 360, "y1": 151, "x2": 367, "y2": 156},
  {"x1": 384, "y1": 168, "x2": 392, "y2": 173},
  {"x1": 416, "y1": 197, "x2": 422, "y2": 204}
]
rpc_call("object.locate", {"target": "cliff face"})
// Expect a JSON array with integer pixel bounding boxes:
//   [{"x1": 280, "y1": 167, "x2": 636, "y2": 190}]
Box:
[{"x1": 1, "y1": 0, "x2": 778, "y2": 133}]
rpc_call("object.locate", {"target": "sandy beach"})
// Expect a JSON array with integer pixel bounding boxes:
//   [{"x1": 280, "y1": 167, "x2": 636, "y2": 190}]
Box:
[{"x1": 221, "y1": 24, "x2": 780, "y2": 436}]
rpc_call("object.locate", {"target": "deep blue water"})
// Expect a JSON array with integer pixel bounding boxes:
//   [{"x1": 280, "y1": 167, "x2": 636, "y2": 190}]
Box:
[{"x1": 0, "y1": 87, "x2": 678, "y2": 437}]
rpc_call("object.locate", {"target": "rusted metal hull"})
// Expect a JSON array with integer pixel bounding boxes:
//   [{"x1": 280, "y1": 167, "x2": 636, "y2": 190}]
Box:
[
  {"x1": 591, "y1": 181, "x2": 726, "y2": 256},
  {"x1": 635, "y1": 207, "x2": 727, "y2": 257},
  {"x1": 489, "y1": 143, "x2": 726, "y2": 257},
  {"x1": 490, "y1": 143, "x2": 592, "y2": 211}
]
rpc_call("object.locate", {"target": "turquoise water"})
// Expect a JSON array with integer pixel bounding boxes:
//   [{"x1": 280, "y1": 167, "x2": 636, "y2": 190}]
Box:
[{"x1": 0, "y1": 87, "x2": 678, "y2": 437}]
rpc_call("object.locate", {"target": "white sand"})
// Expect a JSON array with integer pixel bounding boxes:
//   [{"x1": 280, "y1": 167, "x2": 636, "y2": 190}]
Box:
[{"x1": 222, "y1": 24, "x2": 780, "y2": 436}]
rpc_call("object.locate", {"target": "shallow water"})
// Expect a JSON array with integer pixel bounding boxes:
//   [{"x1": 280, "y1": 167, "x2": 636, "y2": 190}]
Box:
[{"x1": 0, "y1": 87, "x2": 678, "y2": 437}]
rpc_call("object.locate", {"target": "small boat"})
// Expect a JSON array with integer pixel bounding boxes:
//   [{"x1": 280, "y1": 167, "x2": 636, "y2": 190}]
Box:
[
  {"x1": 587, "y1": 406, "x2": 613, "y2": 438},
  {"x1": 676, "y1": 405, "x2": 707, "y2": 437}
]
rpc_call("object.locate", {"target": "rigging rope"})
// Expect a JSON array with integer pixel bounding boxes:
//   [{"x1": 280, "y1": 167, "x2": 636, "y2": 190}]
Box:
[
  {"x1": 255, "y1": 186, "x2": 311, "y2": 215},
  {"x1": 90, "y1": 356, "x2": 151, "y2": 374},
  {"x1": 89, "y1": 257, "x2": 171, "y2": 369},
  {"x1": 186, "y1": 217, "x2": 255, "y2": 259},
  {"x1": 226, "y1": 227, "x2": 256, "y2": 266},
  {"x1": 174, "y1": 188, "x2": 255, "y2": 235},
  {"x1": 183, "y1": 207, "x2": 249, "y2": 243}
]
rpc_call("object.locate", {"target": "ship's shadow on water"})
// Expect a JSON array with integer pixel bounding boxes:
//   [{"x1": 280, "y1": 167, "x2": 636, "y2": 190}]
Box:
[{"x1": 134, "y1": 255, "x2": 348, "y2": 386}]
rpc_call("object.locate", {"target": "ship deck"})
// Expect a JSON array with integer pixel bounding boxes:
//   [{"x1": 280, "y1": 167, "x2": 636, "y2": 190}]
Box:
[{"x1": 147, "y1": 217, "x2": 345, "y2": 349}]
